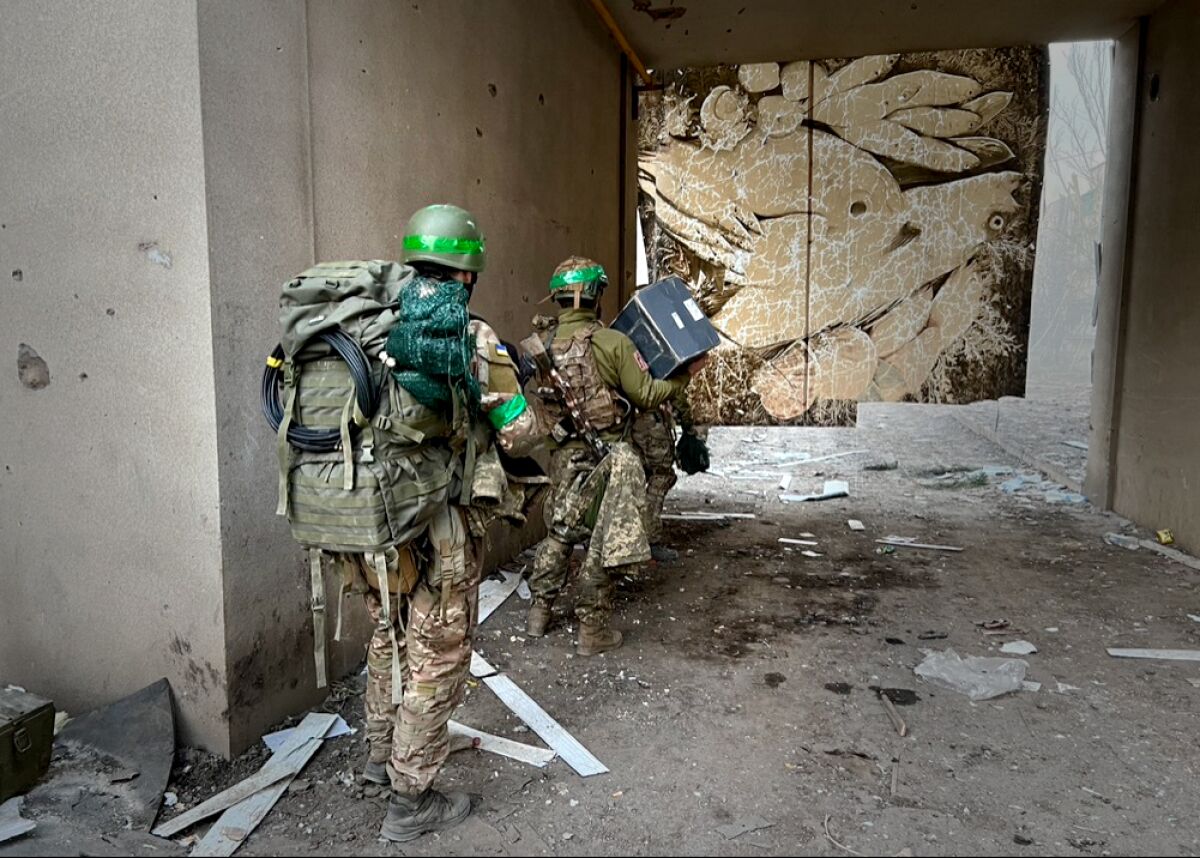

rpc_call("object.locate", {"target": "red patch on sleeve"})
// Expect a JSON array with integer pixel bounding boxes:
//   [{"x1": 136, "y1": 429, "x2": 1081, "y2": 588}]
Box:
[{"x1": 634, "y1": 351, "x2": 649, "y2": 372}]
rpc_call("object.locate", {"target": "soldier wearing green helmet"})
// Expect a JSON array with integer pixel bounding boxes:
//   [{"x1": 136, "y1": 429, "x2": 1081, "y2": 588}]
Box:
[
  {"x1": 401, "y1": 203, "x2": 487, "y2": 274},
  {"x1": 523, "y1": 256, "x2": 705, "y2": 654},
  {"x1": 357, "y1": 203, "x2": 540, "y2": 843}
]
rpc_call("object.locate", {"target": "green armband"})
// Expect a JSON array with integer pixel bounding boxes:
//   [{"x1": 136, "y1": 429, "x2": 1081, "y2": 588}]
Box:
[{"x1": 488, "y1": 394, "x2": 528, "y2": 430}]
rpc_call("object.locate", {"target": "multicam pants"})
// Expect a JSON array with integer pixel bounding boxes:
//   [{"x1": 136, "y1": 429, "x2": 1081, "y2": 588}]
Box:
[
  {"x1": 528, "y1": 441, "x2": 651, "y2": 625},
  {"x1": 350, "y1": 505, "x2": 481, "y2": 797},
  {"x1": 630, "y1": 408, "x2": 677, "y2": 543}
]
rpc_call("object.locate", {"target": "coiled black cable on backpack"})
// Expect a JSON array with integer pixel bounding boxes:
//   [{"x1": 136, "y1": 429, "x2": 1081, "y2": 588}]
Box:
[{"x1": 261, "y1": 329, "x2": 381, "y2": 452}]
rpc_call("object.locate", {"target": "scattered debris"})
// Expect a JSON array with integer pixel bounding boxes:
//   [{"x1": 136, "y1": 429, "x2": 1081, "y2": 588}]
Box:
[
  {"x1": 1106, "y1": 648, "x2": 1200, "y2": 662},
  {"x1": 824, "y1": 814, "x2": 863, "y2": 856},
  {"x1": 1104, "y1": 532, "x2": 1140, "y2": 550},
  {"x1": 716, "y1": 815, "x2": 775, "y2": 840},
  {"x1": 163, "y1": 791, "x2": 179, "y2": 808},
  {"x1": 661, "y1": 512, "x2": 757, "y2": 521},
  {"x1": 1001, "y1": 640, "x2": 1038, "y2": 656},
  {"x1": 1157, "y1": 529, "x2": 1175, "y2": 545},
  {"x1": 862, "y1": 460, "x2": 899, "y2": 471},
  {"x1": 478, "y1": 571, "x2": 524, "y2": 624},
  {"x1": 1054, "y1": 682, "x2": 1081, "y2": 694},
  {"x1": 153, "y1": 712, "x2": 337, "y2": 839},
  {"x1": 1000, "y1": 473, "x2": 1086, "y2": 504},
  {"x1": 1022, "y1": 681, "x2": 1042, "y2": 692},
  {"x1": 779, "y1": 475, "x2": 793, "y2": 491},
  {"x1": 1138, "y1": 539, "x2": 1200, "y2": 572},
  {"x1": 976, "y1": 619, "x2": 1010, "y2": 631},
  {"x1": 764, "y1": 673, "x2": 786, "y2": 688},
  {"x1": 779, "y1": 538, "x2": 819, "y2": 546},
  {"x1": 190, "y1": 717, "x2": 342, "y2": 857},
  {"x1": 914, "y1": 649, "x2": 1028, "y2": 700},
  {"x1": 52, "y1": 711, "x2": 70, "y2": 735},
  {"x1": 885, "y1": 637, "x2": 906, "y2": 645},
  {"x1": 57, "y1": 678, "x2": 174, "y2": 831},
  {"x1": 482, "y1": 673, "x2": 608, "y2": 777},
  {"x1": 448, "y1": 721, "x2": 556, "y2": 768},
  {"x1": 801, "y1": 550, "x2": 823, "y2": 558},
  {"x1": 263, "y1": 715, "x2": 355, "y2": 752},
  {"x1": 847, "y1": 519, "x2": 865, "y2": 531},
  {"x1": 517, "y1": 579, "x2": 532, "y2": 601},
  {"x1": 876, "y1": 690, "x2": 908, "y2": 737},
  {"x1": 781, "y1": 480, "x2": 850, "y2": 503},
  {"x1": 1189, "y1": 615, "x2": 1200, "y2": 624},
  {"x1": 917, "y1": 631, "x2": 949, "y2": 641},
  {"x1": 824, "y1": 682, "x2": 853, "y2": 695},
  {"x1": 869, "y1": 687, "x2": 919, "y2": 706},
  {"x1": 0, "y1": 797, "x2": 35, "y2": 844},
  {"x1": 877, "y1": 537, "x2": 963, "y2": 553},
  {"x1": 804, "y1": 450, "x2": 869, "y2": 465},
  {"x1": 1061, "y1": 440, "x2": 1088, "y2": 451}
]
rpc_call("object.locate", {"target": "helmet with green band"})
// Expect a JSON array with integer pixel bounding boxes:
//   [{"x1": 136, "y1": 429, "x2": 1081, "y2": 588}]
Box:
[
  {"x1": 549, "y1": 256, "x2": 608, "y2": 306},
  {"x1": 401, "y1": 204, "x2": 486, "y2": 273}
]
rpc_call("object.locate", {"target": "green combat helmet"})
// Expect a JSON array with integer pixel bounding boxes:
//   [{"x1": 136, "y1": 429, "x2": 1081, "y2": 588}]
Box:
[
  {"x1": 549, "y1": 256, "x2": 608, "y2": 308},
  {"x1": 401, "y1": 204, "x2": 486, "y2": 273}
]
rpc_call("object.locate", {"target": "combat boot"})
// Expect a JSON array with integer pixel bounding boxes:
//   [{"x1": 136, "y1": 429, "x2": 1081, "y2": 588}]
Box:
[
  {"x1": 577, "y1": 621, "x2": 623, "y2": 656},
  {"x1": 525, "y1": 602, "x2": 552, "y2": 638},
  {"x1": 380, "y1": 788, "x2": 471, "y2": 842},
  {"x1": 362, "y1": 758, "x2": 389, "y2": 786}
]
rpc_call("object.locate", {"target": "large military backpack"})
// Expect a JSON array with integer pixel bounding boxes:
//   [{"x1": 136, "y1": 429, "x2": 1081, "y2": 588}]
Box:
[{"x1": 263, "y1": 260, "x2": 465, "y2": 685}]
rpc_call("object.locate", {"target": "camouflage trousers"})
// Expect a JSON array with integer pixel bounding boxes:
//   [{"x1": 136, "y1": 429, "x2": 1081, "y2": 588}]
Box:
[
  {"x1": 630, "y1": 409, "x2": 677, "y2": 543},
  {"x1": 529, "y1": 441, "x2": 651, "y2": 625},
  {"x1": 347, "y1": 505, "x2": 481, "y2": 797}
]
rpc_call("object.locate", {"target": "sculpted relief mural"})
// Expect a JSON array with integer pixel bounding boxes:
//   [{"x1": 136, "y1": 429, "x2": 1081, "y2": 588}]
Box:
[{"x1": 638, "y1": 49, "x2": 1048, "y2": 424}]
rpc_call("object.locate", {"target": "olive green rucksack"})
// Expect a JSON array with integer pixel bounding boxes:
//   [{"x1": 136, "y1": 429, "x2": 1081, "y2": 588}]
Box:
[
  {"x1": 269, "y1": 259, "x2": 465, "y2": 550},
  {"x1": 264, "y1": 261, "x2": 467, "y2": 685}
]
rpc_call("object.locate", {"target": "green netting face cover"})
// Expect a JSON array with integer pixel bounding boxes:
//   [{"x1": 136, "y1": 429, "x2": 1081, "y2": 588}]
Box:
[{"x1": 385, "y1": 276, "x2": 479, "y2": 410}]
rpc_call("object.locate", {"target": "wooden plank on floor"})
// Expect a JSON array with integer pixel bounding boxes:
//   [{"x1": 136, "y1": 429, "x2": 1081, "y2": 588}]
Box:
[
  {"x1": 482, "y1": 674, "x2": 608, "y2": 777},
  {"x1": 448, "y1": 721, "x2": 555, "y2": 768},
  {"x1": 1107, "y1": 648, "x2": 1200, "y2": 662},
  {"x1": 152, "y1": 712, "x2": 336, "y2": 838},
  {"x1": 478, "y1": 571, "x2": 522, "y2": 626}
]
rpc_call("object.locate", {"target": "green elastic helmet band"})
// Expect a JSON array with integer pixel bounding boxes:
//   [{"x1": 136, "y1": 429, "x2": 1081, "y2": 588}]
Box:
[
  {"x1": 549, "y1": 265, "x2": 607, "y2": 292},
  {"x1": 403, "y1": 234, "x2": 486, "y2": 255}
]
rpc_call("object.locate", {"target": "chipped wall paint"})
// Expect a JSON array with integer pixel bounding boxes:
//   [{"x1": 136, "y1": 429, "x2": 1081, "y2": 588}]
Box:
[{"x1": 639, "y1": 49, "x2": 1047, "y2": 424}]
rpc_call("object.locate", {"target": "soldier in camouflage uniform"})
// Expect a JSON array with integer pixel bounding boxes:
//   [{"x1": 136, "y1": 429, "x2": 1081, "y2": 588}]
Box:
[
  {"x1": 345, "y1": 204, "x2": 539, "y2": 842},
  {"x1": 524, "y1": 257, "x2": 704, "y2": 654}
]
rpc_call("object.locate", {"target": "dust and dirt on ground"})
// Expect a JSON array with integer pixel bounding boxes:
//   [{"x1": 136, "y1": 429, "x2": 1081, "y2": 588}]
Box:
[{"x1": 121, "y1": 404, "x2": 1200, "y2": 855}]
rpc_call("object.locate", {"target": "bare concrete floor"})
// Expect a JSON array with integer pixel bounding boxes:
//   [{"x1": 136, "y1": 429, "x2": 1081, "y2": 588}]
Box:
[{"x1": 16, "y1": 402, "x2": 1200, "y2": 857}]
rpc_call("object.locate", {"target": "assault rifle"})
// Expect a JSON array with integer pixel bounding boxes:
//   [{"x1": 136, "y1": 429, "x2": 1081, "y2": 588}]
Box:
[{"x1": 519, "y1": 333, "x2": 610, "y2": 460}]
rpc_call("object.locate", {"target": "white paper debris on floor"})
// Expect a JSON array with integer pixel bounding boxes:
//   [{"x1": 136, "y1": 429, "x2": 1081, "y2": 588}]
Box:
[
  {"x1": 848, "y1": 519, "x2": 865, "y2": 531},
  {"x1": 262, "y1": 715, "x2": 355, "y2": 753},
  {"x1": 1001, "y1": 640, "x2": 1038, "y2": 656},
  {"x1": 779, "y1": 538, "x2": 819, "y2": 546}
]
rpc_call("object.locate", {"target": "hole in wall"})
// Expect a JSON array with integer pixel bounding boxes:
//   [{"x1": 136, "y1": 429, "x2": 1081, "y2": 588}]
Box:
[
  {"x1": 850, "y1": 201, "x2": 867, "y2": 217},
  {"x1": 11, "y1": 269, "x2": 22, "y2": 282}
]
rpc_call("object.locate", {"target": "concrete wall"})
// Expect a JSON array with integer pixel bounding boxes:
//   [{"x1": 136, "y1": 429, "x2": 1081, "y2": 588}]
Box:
[
  {"x1": 1094, "y1": 0, "x2": 1200, "y2": 551},
  {"x1": 200, "y1": 0, "x2": 624, "y2": 751},
  {"x1": 0, "y1": 2, "x2": 229, "y2": 749},
  {"x1": 306, "y1": 0, "x2": 622, "y2": 337}
]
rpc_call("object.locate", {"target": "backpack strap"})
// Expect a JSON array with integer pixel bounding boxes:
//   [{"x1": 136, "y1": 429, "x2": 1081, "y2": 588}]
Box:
[
  {"x1": 276, "y1": 373, "x2": 299, "y2": 516},
  {"x1": 369, "y1": 549, "x2": 405, "y2": 705},
  {"x1": 309, "y1": 548, "x2": 328, "y2": 689}
]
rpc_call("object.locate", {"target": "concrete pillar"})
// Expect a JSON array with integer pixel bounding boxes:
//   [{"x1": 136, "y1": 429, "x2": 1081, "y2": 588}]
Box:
[{"x1": 1088, "y1": 0, "x2": 1200, "y2": 553}]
